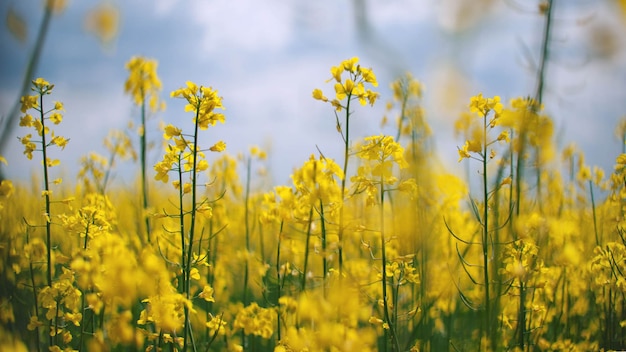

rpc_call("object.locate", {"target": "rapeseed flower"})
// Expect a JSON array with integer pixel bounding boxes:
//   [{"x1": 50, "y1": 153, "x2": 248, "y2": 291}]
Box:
[{"x1": 124, "y1": 56, "x2": 164, "y2": 112}]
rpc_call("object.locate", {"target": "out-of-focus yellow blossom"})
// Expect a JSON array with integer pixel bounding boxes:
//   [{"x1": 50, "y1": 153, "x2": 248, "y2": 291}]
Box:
[
  {"x1": 49, "y1": 112, "x2": 62, "y2": 125},
  {"x1": 209, "y1": 140, "x2": 226, "y2": 152},
  {"x1": 206, "y1": 314, "x2": 227, "y2": 335},
  {"x1": 124, "y1": 57, "x2": 165, "y2": 112},
  {"x1": 85, "y1": 2, "x2": 120, "y2": 44},
  {"x1": 50, "y1": 135, "x2": 69, "y2": 150},
  {"x1": 457, "y1": 141, "x2": 471, "y2": 162},
  {"x1": 469, "y1": 93, "x2": 503, "y2": 117},
  {"x1": 198, "y1": 285, "x2": 215, "y2": 302},
  {"x1": 233, "y1": 302, "x2": 275, "y2": 339},
  {"x1": 312, "y1": 88, "x2": 328, "y2": 102}
]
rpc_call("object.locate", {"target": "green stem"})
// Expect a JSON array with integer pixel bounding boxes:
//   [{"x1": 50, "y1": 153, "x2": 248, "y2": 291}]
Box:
[
  {"x1": 39, "y1": 94, "x2": 52, "y2": 288},
  {"x1": 380, "y1": 171, "x2": 399, "y2": 352},
  {"x1": 178, "y1": 154, "x2": 186, "y2": 293},
  {"x1": 395, "y1": 83, "x2": 409, "y2": 142},
  {"x1": 100, "y1": 141, "x2": 118, "y2": 195},
  {"x1": 319, "y1": 200, "x2": 327, "y2": 298},
  {"x1": 37, "y1": 92, "x2": 54, "y2": 350},
  {"x1": 26, "y1": 229, "x2": 42, "y2": 352},
  {"x1": 534, "y1": 0, "x2": 553, "y2": 106},
  {"x1": 243, "y1": 157, "x2": 251, "y2": 306},
  {"x1": 276, "y1": 220, "x2": 283, "y2": 341},
  {"x1": 301, "y1": 206, "x2": 314, "y2": 292},
  {"x1": 140, "y1": 96, "x2": 151, "y2": 243},
  {"x1": 518, "y1": 248, "x2": 527, "y2": 349},
  {"x1": 589, "y1": 180, "x2": 600, "y2": 246},
  {"x1": 183, "y1": 103, "x2": 202, "y2": 352},
  {"x1": 481, "y1": 111, "x2": 491, "y2": 349},
  {"x1": 338, "y1": 92, "x2": 353, "y2": 276}
]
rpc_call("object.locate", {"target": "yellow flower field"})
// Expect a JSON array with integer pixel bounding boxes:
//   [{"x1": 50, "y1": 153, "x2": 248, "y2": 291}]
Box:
[
  {"x1": 0, "y1": 52, "x2": 625, "y2": 352},
  {"x1": 2, "y1": 1, "x2": 626, "y2": 348}
]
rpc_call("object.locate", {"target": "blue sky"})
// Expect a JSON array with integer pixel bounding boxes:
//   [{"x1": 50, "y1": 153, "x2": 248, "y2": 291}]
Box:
[{"x1": 1, "y1": 0, "x2": 625, "y2": 187}]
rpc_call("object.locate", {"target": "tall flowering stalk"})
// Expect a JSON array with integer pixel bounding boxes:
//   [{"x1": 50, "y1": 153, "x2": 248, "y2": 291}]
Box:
[
  {"x1": 242, "y1": 146, "x2": 266, "y2": 306},
  {"x1": 18, "y1": 77, "x2": 69, "y2": 349},
  {"x1": 456, "y1": 93, "x2": 509, "y2": 350},
  {"x1": 154, "y1": 81, "x2": 225, "y2": 350},
  {"x1": 352, "y1": 134, "x2": 415, "y2": 351},
  {"x1": 312, "y1": 57, "x2": 379, "y2": 275},
  {"x1": 124, "y1": 56, "x2": 164, "y2": 244},
  {"x1": 291, "y1": 154, "x2": 343, "y2": 294}
]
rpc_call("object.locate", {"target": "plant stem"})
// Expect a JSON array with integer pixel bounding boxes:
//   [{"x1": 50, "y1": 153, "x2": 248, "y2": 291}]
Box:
[
  {"x1": 338, "y1": 92, "x2": 353, "y2": 276},
  {"x1": 481, "y1": 111, "x2": 492, "y2": 350},
  {"x1": 589, "y1": 180, "x2": 600, "y2": 246},
  {"x1": 275, "y1": 220, "x2": 283, "y2": 341},
  {"x1": 319, "y1": 200, "x2": 328, "y2": 298},
  {"x1": 140, "y1": 95, "x2": 151, "y2": 243},
  {"x1": 183, "y1": 104, "x2": 202, "y2": 352},
  {"x1": 178, "y1": 154, "x2": 186, "y2": 293},
  {"x1": 38, "y1": 94, "x2": 52, "y2": 289},
  {"x1": 26, "y1": 228, "x2": 42, "y2": 352},
  {"x1": 243, "y1": 157, "x2": 251, "y2": 306},
  {"x1": 301, "y1": 206, "x2": 314, "y2": 292},
  {"x1": 380, "y1": 171, "x2": 399, "y2": 352}
]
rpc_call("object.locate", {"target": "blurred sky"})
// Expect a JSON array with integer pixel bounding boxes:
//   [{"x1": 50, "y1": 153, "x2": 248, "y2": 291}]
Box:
[{"x1": 1, "y1": 0, "x2": 625, "y2": 187}]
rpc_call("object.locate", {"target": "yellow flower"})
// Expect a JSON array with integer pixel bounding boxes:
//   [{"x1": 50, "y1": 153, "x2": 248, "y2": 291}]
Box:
[
  {"x1": 124, "y1": 56, "x2": 164, "y2": 112},
  {"x1": 190, "y1": 268, "x2": 201, "y2": 281},
  {"x1": 457, "y1": 141, "x2": 471, "y2": 162},
  {"x1": 163, "y1": 124, "x2": 182, "y2": 139},
  {"x1": 342, "y1": 56, "x2": 359, "y2": 72},
  {"x1": 497, "y1": 129, "x2": 510, "y2": 143},
  {"x1": 196, "y1": 159, "x2": 209, "y2": 171},
  {"x1": 85, "y1": 2, "x2": 120, "y2": 44},
  {"x1": 312, "y1": 88, "x2": 328, "y2": 102},
  {"x1": 334, "y1": 79, "x2": 354, "y2": 101},
  {"x1": 250, "y1": 145, "x2": 267, "y2": 160},
  {"x1": 209, "y1": 140, "x2": 226, "y2": 152},
  {"x1": 171, "y1": 81, "x2": 226, "y2": 129},
  {"x1": 51, "y1": 135, "x2": 69, "y2": 150},
  {"x1": 46, "y1": 158, "x2": 60, "y2": 167},
  {"x1": 0, "y1": 180, "x2": 13, "y2": 197},
  {"x1": 197, "y1": 204, "x2": 213, "y2": 218},
  {"x1": 19, "y1": 114, "x2": 33, "y2": 127},
  {"x1": 32, "y1": 77, "x2": 53, "y2": 93},
  {"x1": 49, "y1": 112, "x2": 62, "y2": 124},
  {"x1": 469, "y1": 93, "x2": 502, "y2": 116},
  {"x1": 65, "y1": 312, "x2": 82, "y2": 326},
  {"x1": 27, "y1": 316, "x2": 44, "y2": 331},
  {"x1": 329, "y1": 64, "x2": 343, "y2": 82},
  {"x1": 198, "y1": 285, "x2": 215, "y2": 302},
  {"x1": 358, "y1": 66, "x2": 378, "y2": 87},
  {"x1": 20, "y1": 95, "x2": 38, "y2": 113}
]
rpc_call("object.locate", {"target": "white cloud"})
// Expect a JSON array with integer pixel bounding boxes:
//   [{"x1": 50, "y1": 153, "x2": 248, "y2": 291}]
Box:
[{"x1": 189, "y1": 0, "x2": 295, "y2": 54}]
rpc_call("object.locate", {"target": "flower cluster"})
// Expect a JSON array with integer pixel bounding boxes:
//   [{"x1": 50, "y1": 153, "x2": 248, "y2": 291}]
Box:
[
  {"x1": 312, "y1": 56, "x2": 379, "y2": 111},
  {"x1": 18, "y1": 78, "x2": 68, "y2": 162}
]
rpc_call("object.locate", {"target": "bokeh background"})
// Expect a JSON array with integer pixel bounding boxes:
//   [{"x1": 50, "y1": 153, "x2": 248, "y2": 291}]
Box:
[{"x1": 1, "y1": 0, "x2": 625, "y2": 185}]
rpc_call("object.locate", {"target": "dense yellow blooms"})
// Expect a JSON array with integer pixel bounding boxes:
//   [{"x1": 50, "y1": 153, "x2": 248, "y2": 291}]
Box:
[{"x1": 1, "y1": 58, "x2": 623, "y2": 352}]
